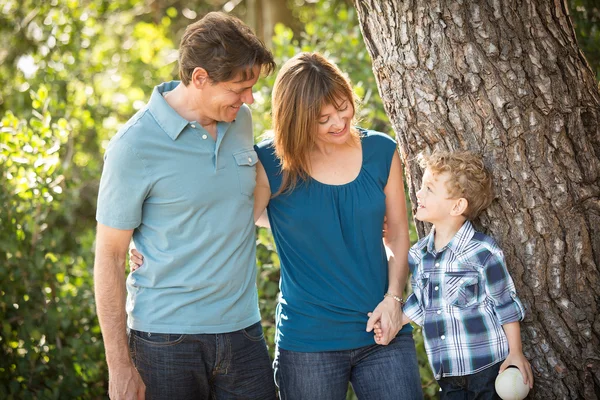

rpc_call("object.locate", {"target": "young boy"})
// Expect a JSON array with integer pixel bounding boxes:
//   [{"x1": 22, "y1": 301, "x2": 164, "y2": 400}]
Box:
[{"x1": 377, "y1": 150, "x2": 533, "y2": 398}]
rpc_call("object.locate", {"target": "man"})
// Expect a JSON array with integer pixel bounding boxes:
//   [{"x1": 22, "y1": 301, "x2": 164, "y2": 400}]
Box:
[{"x1": 94, "y1": 12, "x2": 276, "y2": 400}]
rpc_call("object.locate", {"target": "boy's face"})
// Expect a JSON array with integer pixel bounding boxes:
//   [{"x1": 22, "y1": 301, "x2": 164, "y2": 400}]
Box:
[{"x1": 415, "y1": 168, "x2": 461, "y2": 225}]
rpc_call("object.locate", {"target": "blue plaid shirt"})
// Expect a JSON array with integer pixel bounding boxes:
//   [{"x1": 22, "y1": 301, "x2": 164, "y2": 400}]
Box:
[{"x1": 403, "y1": 221, "x2": 525, "y2": 379}]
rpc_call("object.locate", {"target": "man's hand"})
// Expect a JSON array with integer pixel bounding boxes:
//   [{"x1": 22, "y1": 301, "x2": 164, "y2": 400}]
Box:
[
  {"x1": 109, "y1": 364, "x2": 146, "y2": 400},
  {"x1": 366, "y1": 296, "x2": 403, "y2": 345}
]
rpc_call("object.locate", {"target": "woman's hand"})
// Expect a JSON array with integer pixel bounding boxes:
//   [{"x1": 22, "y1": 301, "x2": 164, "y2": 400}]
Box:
[
  {"x1": 366, "y1": 296, "x2": 403, "y2": 345},
  {"x1": 129, "y1": 248, "x2": 144, "y2": 271}
]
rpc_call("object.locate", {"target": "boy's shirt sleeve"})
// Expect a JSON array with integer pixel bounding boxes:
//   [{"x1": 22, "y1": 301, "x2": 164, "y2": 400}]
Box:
[
  {"x1": 402, "y1": 250, "x2": 425, "y2": 326},
  {"x1": 484, "y1": 249, "x2": 526, "y2": 324}
]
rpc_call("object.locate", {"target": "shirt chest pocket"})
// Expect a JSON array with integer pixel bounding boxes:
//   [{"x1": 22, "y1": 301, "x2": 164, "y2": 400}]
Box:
[
  {"x1": 233, "y1": 149, "x2": 258, "y2": 197},
  {"x1": 444, "y1": 272, "x2": 480, "y2": 308}
]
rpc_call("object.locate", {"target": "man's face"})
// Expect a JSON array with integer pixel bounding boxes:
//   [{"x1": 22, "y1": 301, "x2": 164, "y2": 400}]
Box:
[
  {"x1": 415, "y1": 168, "x2": 459, "y2": 225},
  {"x1": 200, "y1": 65, "x2": 261, "y2": 123}
]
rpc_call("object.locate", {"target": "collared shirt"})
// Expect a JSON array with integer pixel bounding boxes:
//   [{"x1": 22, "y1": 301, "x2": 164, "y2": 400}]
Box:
[
  {"x1": 96, "y1": 81, "x2": 260, "y2": 334},
  {"x1": 403, "y1": 221, "x2": 525, "y2": 379}
]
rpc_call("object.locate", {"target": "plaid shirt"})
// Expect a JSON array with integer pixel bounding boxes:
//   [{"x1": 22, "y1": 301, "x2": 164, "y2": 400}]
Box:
[{"x1": 403, "y1": 221, "x2": 525, "y2": 379}]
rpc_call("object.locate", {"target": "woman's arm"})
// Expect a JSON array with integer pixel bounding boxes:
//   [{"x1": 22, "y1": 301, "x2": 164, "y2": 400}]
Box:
[
  {"x1": 366, "y1": 151, "x2": 411, "y2": 345},
  {"x1": 254, "y1": 160, "x2": 271, "y2": 227},
  {"x1": 382, "y1": 152, "x2": 411, "y2": 298}
]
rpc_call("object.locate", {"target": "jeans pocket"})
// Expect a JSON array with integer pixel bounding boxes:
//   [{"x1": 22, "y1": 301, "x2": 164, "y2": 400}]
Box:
[
  {"x1": 233, "y1": 149, "x2": 258, "y2": 197},
  {"x1": 242, "y1": 321, "x2": 265, "y2": 342},
  {"x1": 444, "y1": 272, "x2": 480, "y2": 308},
  {"x1": 130, "y1": 329, "x2": 185, "y2": 347}
]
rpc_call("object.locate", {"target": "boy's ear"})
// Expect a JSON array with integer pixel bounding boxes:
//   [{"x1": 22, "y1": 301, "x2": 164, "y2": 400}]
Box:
[
  {"x1": 451, "y1": 198, "x2": 468, "y2": 217},
  {"x1": 191, "y1": 67, "x2": 209, "y2": 88}
]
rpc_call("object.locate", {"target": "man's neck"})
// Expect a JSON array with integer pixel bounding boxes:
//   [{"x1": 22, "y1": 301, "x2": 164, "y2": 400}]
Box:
[
  {"x1": 163, "y1": 83, "x2": 214, "y2": 127},
  {"x1": 433, "y1": 218, "x2": 466, "y2": 251}
]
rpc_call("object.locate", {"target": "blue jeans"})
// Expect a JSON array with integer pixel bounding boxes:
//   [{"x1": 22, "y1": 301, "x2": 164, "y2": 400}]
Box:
[
  {"x1": 438, "y1": 362, "x2": 501, "y2": 400},
  {"x1": 274, "y1": 333, "x2": 423, "y2": 400},
  {"x1": 128, "y1": 321, "x2": 276, "y2": 400}
]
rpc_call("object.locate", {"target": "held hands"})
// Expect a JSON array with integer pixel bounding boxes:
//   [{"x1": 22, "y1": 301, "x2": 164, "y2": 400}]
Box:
[
  {"x1": 366, "y1": 296, "x2": 404, "y2": 345},
  {"x1": 109, "y1": 364, "x2": 145, "y2": 400},
  {"x1": 129, "y1": 248, "x2": 144, "y2": 271},
  {"x1": 370, "y1": 312, "x2": 411, "y2": 344},
  {"x1": 499, "y1": 351, "x2": 534, "y2": 389}
]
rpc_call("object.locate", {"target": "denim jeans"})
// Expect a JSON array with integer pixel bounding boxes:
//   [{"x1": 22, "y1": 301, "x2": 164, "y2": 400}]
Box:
[
  {"x1": 273, "y1": 333, "x2": 423, "y2": 400},
  {"x1": 438, "y1": 362, "x2": 501, "y2": 400},
  {"x1": 128, "y1": 321, "x2": 276, "y2": 400}
]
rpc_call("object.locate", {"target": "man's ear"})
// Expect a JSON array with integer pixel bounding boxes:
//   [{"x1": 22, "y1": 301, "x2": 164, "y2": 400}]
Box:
[
  {"x1": 451, "y1": 198, "x2": 468, "y2": 216},
  {"x1": 191, "y1": 67, "x2": 209, "y2": 88}
]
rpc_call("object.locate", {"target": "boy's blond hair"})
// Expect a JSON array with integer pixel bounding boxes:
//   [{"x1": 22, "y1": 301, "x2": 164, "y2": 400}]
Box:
[{"x1": 419, "y1": 150, "x2": 494, "y2": 220}]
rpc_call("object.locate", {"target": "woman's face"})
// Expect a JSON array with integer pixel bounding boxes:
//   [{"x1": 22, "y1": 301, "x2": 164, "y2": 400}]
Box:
[{"x1": 315, "y1": 98, "x2": 354, "y2": 147}]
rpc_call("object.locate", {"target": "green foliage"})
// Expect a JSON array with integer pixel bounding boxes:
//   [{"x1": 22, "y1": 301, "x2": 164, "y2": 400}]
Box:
[{"x1": 570, "y1": 0, "x2": 600, "y2": 80}]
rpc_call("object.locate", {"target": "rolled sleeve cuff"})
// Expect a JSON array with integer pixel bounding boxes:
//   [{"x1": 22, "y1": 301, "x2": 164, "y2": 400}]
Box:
[
  {"x1": 402, "y1": 294, "x2": 424, "y2": 326},
  {"x1": 495, "y1": 291, "x2": 526, "y2": 325}
]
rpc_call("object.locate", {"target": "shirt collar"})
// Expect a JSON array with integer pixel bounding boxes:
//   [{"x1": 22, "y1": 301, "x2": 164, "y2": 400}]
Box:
[
  {"x1": 148, "y1": 81, "x2": 189, "y2": 141},
  {"x1": 425, "y1": 220, "x2": 475, "y2": 255}
]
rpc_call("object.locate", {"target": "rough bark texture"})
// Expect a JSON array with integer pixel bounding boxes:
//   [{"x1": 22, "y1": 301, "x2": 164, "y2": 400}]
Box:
[{"x1": 355, "y1": 0, "x2": 600, "y2": 398}]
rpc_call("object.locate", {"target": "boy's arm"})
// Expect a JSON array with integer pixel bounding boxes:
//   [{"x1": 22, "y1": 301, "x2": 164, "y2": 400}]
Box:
[
  {"x1": 500, "y1": 321, "x2": 534, "y2": 388},
  {"x1": 484, "y1": 248, "x2": 532, "y2": 387},
  {"x1": 483, "y1": 249, "x2": 526, "y2": 325},
  {"x1": 402, "y1": 292, "x2": 424, "y2": 326}
]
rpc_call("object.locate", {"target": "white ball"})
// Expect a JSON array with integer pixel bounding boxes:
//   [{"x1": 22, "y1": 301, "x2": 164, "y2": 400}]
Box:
[{"x1": 495, "y1": 367, "x2": 530, "y2": 400}]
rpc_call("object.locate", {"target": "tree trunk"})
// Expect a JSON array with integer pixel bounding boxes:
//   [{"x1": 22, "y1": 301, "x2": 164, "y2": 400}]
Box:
[{"x1": 354, "y1": 0, "x2": 600, "y2": 398}]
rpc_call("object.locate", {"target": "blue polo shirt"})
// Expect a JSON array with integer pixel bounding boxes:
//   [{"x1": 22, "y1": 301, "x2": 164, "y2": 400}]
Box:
[{"x1": 96, "y1": 81, "x2": 260, "y2": 334}]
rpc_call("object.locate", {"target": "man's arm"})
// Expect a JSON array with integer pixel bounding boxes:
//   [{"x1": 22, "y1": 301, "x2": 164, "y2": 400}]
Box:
[{"x1": 94, "y1": 223, "x2": 145, "y2": 400}]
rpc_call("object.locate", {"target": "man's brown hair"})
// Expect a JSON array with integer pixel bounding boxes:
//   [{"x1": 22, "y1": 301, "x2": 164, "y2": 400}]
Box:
[
  {"x1": 419, "y1": 150, "x2": 494, "y2": 220},
  {"x1": 178, "y1": 12, "x2": 275, "y2": 85}
]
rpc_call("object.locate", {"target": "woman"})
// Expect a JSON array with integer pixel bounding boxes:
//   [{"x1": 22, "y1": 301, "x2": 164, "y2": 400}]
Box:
[{"x1": 132, "y1": 52, "x2": 422, "y2": 399}]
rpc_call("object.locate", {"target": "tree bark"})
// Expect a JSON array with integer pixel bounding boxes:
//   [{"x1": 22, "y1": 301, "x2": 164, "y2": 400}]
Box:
[{"x1": 354, "y1": 0, "x2": 600, "y2": 398}]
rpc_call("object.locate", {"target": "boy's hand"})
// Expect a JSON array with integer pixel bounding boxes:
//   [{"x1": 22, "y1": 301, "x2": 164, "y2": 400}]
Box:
[
  {"x1": 367, "y1": 313, "x2": 384, "y2": 344},
  {"x1": 499, "y1": 352, "x2": 534, "y2": 389},
  {"x1": 129, "y1": 248, "x2": 144, "y2": 271},
  {"x1": 366, "y1": 296, "x2": 403, "y2": 345}
]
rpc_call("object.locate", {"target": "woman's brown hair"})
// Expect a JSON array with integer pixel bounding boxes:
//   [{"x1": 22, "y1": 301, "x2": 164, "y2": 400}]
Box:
[{"x1": 272, "y1": 52, "x2": 360, "y2": 195}]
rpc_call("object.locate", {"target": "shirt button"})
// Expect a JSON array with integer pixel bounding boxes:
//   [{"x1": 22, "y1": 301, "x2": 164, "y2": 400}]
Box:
[
  {"x1": 437, "y1": 310, "x2": 441, "y2": 314},
  {"x1": 202, "y1": 134, "x2": 207, "y2": 139},
  {"x1": 435, "y1": 263, "x2": 440, "y2": 267},
  {"x1": 248, "y1": 157, "x2": 252, "y2": 162},
  {"x1": 441, "y1": 335, "x2": 446, "y2": 340},
  {"x1": 190, "y1": 124, "x2": 196, "y2": 128},
  {"x1": 434, "y1": 286, "x2": 439, "y2": 291}
]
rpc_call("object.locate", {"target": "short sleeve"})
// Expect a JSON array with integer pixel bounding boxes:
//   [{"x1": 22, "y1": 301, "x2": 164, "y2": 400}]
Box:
[
  {"x1": 254, "y1": 139, "x2": 283, "y2": 194},
  {"x1": 96, "y1": 139, "x2": 151, "y2": 230},
  {"x1": 360, "y1": 130, "x2": 398, "y2": 187}
]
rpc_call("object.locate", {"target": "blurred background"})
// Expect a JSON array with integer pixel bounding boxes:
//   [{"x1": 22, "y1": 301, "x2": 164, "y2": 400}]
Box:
[{"x1": 1, "y1": 0, "x2": 598, "y2": 398}]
